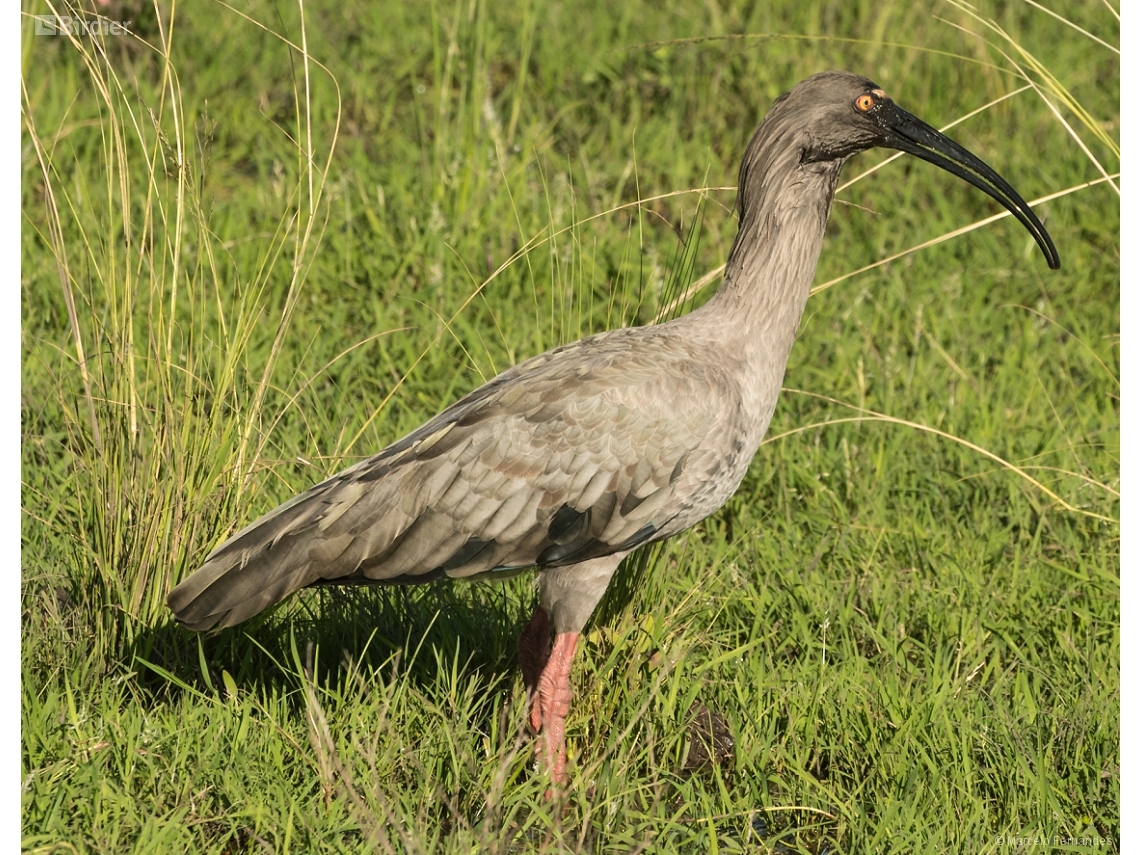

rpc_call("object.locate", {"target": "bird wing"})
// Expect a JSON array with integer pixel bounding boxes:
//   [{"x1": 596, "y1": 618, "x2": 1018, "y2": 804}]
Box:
[{"x1": 168, "y1": 328, "x2": 738, "y2": 630}]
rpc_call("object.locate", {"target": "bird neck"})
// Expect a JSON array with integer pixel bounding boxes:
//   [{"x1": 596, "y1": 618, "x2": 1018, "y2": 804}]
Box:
[{"x1": 696, "y1": 141, "x2": 845, "y2": 366}]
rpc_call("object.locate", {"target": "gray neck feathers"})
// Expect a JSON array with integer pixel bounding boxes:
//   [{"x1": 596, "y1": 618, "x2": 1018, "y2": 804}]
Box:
[{"x1": 695, "y1": 112, "x2": 846, "y2": 367}]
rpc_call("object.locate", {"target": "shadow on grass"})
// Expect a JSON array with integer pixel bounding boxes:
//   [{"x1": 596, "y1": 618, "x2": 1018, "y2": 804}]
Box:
[
  {"x1": 127, "y1": 576, "x2": 538, "y2": 706},
  {"x1": 128, "y1": 543, "x2": 662, "y2": 706}
]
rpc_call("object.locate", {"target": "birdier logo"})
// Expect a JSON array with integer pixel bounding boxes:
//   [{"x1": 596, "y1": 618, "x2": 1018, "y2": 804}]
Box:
[{"x1": 34, "y1": 15, "x2": 132, "y2": 36}]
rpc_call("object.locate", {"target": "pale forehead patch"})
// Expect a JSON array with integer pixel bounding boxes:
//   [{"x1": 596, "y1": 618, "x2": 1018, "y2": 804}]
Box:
[{"x1": 872, "y1": 88, "x2": 888, "y2": 98}]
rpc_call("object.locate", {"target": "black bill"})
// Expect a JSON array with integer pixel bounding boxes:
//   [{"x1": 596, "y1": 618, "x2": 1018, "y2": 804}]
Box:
[{"x1": 877, "y1": 103, "x2": 1060, "y2": 270}]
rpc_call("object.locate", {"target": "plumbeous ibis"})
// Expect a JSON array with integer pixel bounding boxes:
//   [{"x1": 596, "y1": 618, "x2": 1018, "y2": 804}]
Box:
[{"x1": 168, "y1": 71, "x2": 1059, "y2": 783}]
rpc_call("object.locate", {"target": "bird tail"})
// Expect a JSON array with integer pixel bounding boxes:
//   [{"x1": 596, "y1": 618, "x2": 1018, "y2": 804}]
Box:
[{"x1": 167, "y1": 485, "x2": 338, "y2": 631}]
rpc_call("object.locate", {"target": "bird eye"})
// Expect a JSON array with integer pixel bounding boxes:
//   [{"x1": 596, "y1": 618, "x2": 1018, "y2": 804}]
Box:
[{"x1": 855, "y1": 94, "x2": 876, "y2": 112}]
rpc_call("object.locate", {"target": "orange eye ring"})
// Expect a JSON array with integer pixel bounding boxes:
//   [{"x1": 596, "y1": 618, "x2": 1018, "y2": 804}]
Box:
[{"x1": 855, "y1": 94, "x2": 876, "y2": 112}]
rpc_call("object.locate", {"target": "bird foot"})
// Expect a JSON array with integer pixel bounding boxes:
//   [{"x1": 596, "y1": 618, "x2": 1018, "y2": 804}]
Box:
[
  {"x1": 518, "y1": 607, "x2": 579, "y2": 784},
  {"x1": 535, "y1": 632, "x2": 577, "y2": 781}
]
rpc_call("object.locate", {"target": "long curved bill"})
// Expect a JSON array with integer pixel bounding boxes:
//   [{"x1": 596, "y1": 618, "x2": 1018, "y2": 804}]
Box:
[{"x1": 878, "y1": 103, "x2": 1060, "y2": 270}]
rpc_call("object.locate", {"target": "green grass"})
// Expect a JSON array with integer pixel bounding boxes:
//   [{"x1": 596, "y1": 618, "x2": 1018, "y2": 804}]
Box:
[{"x1": 21, "y1": 0, "x2": 1118, "y2": 851}]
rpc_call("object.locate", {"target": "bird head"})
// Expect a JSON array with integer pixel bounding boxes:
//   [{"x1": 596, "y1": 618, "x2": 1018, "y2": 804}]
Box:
[{"x1": 754, "y1": 71, "x2": 1060, "y2": 269}]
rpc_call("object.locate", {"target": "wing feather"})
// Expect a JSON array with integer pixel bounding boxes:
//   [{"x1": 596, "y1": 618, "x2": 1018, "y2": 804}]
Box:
[{"x1": 167, "y1": 327, "x2": 742, "y2": 630}]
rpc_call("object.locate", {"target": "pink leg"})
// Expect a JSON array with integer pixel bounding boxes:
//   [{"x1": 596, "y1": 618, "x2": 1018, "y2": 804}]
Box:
[
  {"x1": 535, "y1": 631, "x2": 579, "y2": 783},
  {"x1": 517, "y1": 607, "x2": 580, "y2": 784}
]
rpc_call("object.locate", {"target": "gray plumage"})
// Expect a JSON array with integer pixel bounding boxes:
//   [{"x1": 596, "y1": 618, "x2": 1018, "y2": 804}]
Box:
[
  {"x1": 169, "y1": 70, "x2": 1058, "y2": 652},
  {"x1": 170, "y1": 329, "x2": 750, "y2": 633}
]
